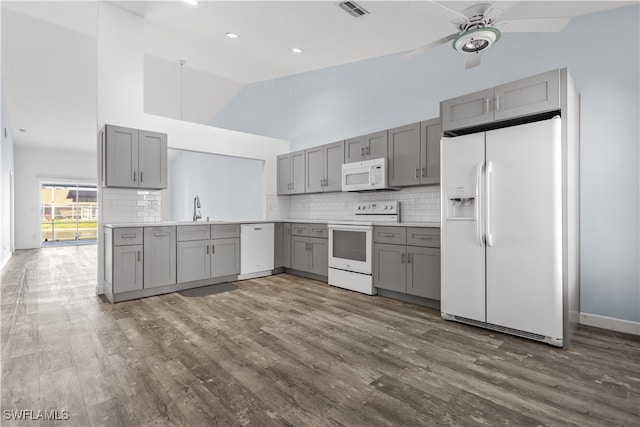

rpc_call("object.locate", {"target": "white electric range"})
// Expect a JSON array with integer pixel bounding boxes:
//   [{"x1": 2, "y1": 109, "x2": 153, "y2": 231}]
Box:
[{"x1": 327, "y1": 201, "x2": 399, "y2": 295}]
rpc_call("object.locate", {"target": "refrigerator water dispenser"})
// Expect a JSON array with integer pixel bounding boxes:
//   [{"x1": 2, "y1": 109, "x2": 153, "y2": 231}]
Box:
[{"x1": 445, "y1": 185, "x2": 476, "y2": 220}]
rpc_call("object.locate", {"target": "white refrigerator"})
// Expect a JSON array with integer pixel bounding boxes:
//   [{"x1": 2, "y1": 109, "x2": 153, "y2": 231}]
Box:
[{"x1": 440, "y1": 117, "x2": 565, "y2": 347}]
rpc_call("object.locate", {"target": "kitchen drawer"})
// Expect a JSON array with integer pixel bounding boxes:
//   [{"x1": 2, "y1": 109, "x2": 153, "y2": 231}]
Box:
[
  {"x1": 177, "y1": 224, "x2": 211, "y2": 241},
  {"x1": 308, "y1": 224, "x2": 328, "y2": 239},
  {"x1": 406, "y1": 227, "x2": 440, "y2": 248},
  {"x1": 113, "y1": 228, "x2": 143, "y2": 246},
  {"x1": 291, "y1": 223, "x2": 310, "y2": 237},
  {"x1": 211, "y1": 223, "x2": 240, "y2": 239},
  {"x1": 373, "y1": 226, "x2": 406, "y2": 245}
]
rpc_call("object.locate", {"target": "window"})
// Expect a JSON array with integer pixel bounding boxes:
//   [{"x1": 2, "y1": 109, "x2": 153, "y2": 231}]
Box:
[{"x1": 41, "y1": 183, "x2": 97, "y2": 245}]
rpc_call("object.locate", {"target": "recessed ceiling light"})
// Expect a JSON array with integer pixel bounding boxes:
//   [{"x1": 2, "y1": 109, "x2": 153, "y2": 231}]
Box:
[
  {"x1": 292, "y1": 48, "x2": 303, "y2": 54},
  {"x1": 183, "y1": 0, "x2": 198, "y2": 6},
  {"x1": 226, "y1": 32, "x2": 238, "y2": 39}
]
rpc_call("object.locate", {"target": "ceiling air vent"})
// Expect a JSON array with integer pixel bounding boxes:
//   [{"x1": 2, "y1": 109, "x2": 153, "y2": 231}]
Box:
[{"x1": 339, "y1": 1, "x2": 369, "y2": 18}]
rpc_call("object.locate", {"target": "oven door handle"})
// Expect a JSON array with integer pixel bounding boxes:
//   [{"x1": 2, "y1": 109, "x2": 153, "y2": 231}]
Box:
[{"x1": 328, "y1": 224, "x2": 371, "y2": 231}]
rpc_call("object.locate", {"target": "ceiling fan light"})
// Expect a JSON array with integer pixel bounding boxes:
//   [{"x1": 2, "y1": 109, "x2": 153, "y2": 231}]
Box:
[{"x1": 453, "y1": 27, "x2": 501, "y2": 54}]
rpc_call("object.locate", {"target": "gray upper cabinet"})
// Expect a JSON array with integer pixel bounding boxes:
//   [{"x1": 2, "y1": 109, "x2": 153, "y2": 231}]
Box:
[
  {"x1": 305, "y1": 146, "x2": 325, "y2": 193},
  {"x1": 277, "y1": 150, "x2": 305, "y2": 195},
  {"x1": 138, "y1": 131, "x2": 168, "y2": 189},
  {"x1": 143, "y1": 227, "x2": 176, "y2": 289},
  {"x1": 493, "y1": 69, "x2": 560, "y2": 122},
  {"x1": 421, "y1": 118, "x2": 441, "y2": 185},
  {"x1": 388, "y1": 122, "x2": 421, "y2": 187},
  {"x1": 102, "y1": 125, "x2": 167, "y2": 190},
  {"x1": 441, "y1": 69, "x2": 561, "y2": 133},
  {"x1": 441, "y1": 88, "x2": 495, "y2": 133},
  {"x1": 305, "y1": 141, "x2": 345, "y2": 193},
  {"x1": 387, "y1": 119, "x2": 441, "y2": 187},
  {"x1": 344, "y1": 131, "x2": 388, "y2": 163}
]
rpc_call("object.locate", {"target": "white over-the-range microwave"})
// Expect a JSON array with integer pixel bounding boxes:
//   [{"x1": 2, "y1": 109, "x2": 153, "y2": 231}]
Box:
[{"x1": 341, "y1": 157, "x2": 395, "y2": 192}]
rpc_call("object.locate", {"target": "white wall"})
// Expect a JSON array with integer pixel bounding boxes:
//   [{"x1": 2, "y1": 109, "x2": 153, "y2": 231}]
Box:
[
  {"x1": 13, "y1": 147, "x2": 96, "y2": 249},
  {"x1": 169, "y1": 150, "x2": 264, "y2": 222},
  {"x1": 1, "y1": 83, "x2": 15, "y2": 267},
  {"x1": 211, "y1": 5, "x2": 640, "y2": 323}
]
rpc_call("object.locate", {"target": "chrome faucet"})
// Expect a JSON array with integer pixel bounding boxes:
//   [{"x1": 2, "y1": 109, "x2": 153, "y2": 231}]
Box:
[{"x1": 193, "y1": 195, "x2": 202, "y2": 222}]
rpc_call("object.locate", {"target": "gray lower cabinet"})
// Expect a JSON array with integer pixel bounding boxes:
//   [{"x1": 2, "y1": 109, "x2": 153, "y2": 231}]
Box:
[
  {"x1": 373, "y1": 226, "x2": 440, "y2": 300},
  {"x1": 290, "y1": 224, "x2": 328, "y2": 276},
  {"x1": 105, "y1": 227, "x2": 144, "y2": 294},
  {"x1": 274, "y1": 222, "x2": 292, "y2": 269},
  {"x1": 291, "y1": 236, "x2": 311, "y2": 272},
  {"x1": 176, "y1": 224, "x2": 239, "y2": 283},
  {"x1": 406, "y1": 246, "x2": 440, "y2": 300},
  {"x1": 373, "y1": 243, "x2": 406, "y2": 293},
  {"x1": 274, "y1": 222, "x2": 284, "y2": 268},
  {"x1": 211, "y1": 238, "x2": 240, "y2": 277},
  {"x1": 283, "y1": 223, "x2": 291, "y2": 268},
  {"x1": 177, "y1": 240, "x2": 211, "y2": 283},
  {"x1": 143, "y1": 227, "x2": 176, "y2": 289}
]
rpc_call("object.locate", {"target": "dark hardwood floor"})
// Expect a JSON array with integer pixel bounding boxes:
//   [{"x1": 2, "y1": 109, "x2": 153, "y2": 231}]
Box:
[{"x1": 1, "y1": 246, "x2": 639, "y2": 426}]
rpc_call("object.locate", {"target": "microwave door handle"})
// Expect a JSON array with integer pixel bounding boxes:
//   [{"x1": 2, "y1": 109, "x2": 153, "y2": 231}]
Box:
[{"x1": 369, "y1": 166, "x2": 374, "y2": 186}]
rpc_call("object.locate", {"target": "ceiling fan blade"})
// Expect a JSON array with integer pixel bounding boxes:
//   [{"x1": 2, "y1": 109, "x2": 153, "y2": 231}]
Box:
[
  {"x1": 465, "y1": 53, "x2": 482, "y2": 70},
  {"x1": 484, "y1": 1, "x2": 519, "y2": 21},
  {"x1": 399, "y1": 33, "x2": 457, "y2": 62},
  {"x1": 497, "y1": 17, "x2": 571, "y2": 33}
]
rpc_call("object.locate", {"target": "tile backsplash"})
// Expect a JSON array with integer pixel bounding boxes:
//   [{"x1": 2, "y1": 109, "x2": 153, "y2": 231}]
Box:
[
  {"x1": 267, "y1": 186, "x2": 440, "y2": 223},
  {"x1": 100, "y1": 188, "x2": 162, "y2": 224}
]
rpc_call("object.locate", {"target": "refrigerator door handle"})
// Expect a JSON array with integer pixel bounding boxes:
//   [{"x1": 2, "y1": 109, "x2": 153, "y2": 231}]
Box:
[
  {"x1": 486, "y1": 160, "x2": 494, "y2": 247},
  {"x1": 476, "y1": 160, "x2": 484, "y2": 247}
]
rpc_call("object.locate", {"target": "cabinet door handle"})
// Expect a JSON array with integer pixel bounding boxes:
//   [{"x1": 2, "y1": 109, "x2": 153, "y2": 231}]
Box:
[
  {"x1": 140, "y1": 171, "x2": 143, "y2": 182},
  {"x1": 495, "y1": 95, "x2": 500, "y2": 111},
  {"x1": 407, "y1": 253, "x2": 412, "y2": 263},
  {"x1": 484, "y1": 98, "x2": 490, "y2": 114},
  {"x1": 360, "y1": 147, "x2": 364, "y2": 156},
  {"x1": 211, "y1": 244, "x2": 215, "y2": 254},
  {"x1": 137, "y1": 251, "x2": 141, "y2": 262},
  {"x1": 133, "y1": 171, "x2": 137, "y2": 182},
  {"x1": 421, "y1": 167, "x2": 426, "y2": 178},
  {"x1": 206, "y1": 245, "x2": 209, "y2": 255},
  {"x1": 415, "y1": 168, "x2": 420, "y2": 178},
  {"x1": 401, "y1": 253, "x2": 405, "y2": 264}
]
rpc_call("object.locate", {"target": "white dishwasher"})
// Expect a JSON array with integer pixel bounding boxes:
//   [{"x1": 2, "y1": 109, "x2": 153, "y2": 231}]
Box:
[{"x1": 239, "y1": 223, "x2": 274, "y2": 279}]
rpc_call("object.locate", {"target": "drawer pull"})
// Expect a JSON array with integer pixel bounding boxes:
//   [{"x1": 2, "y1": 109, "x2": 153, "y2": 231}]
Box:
[
  {"x1": 121, "y1": 234, "x2": 137, "y2": 239},
  {"x1": 311, "y1": 228, "x2": 324, "y2": 233},
  {"x1": 416, "y1": 236, "x2": 433, "y2": 240},
  {"x1": 254, "y1": 227, "x2": 262, "y2": 231},
  {"x1": 153, "y1": 233, "x2": 167, "y2": 237},
  {"x1": 382, "y1": 233, "x2": 397, "y2": 238}
]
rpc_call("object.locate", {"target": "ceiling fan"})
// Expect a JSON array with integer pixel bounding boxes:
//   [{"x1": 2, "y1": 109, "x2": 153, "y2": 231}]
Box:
[{"x1": 402, "y1": 1, "x2": 570, "y2": 69}]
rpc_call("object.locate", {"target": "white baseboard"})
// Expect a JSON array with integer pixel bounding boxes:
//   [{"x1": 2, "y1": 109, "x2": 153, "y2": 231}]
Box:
[
  {"x1": 579, "y1": 312, "x2": 640, "y2": 336},
  {"x1": 0, "y1": 252, "x2": 11, "y2": 271}
]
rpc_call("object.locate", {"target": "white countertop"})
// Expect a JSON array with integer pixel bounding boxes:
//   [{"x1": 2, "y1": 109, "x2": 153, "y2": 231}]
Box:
[{"x1": 105, "y1": 219, "x2": 440, "y2": 228}]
